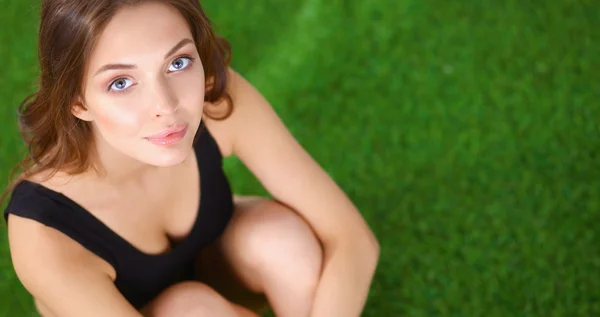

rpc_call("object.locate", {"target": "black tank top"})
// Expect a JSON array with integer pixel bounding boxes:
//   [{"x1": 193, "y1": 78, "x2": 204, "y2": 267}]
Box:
[{"x1": 3, "y1": 124, "x2": 235, "y2": 309}]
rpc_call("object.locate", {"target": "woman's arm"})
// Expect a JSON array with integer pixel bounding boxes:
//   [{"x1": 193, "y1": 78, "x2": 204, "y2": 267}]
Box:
[
  {"x1": 8, "y1": 215, "x2": 143, "y2": 317},
  {"x1": 220, "y1": 69, "x2": 380, "y2": 316}
]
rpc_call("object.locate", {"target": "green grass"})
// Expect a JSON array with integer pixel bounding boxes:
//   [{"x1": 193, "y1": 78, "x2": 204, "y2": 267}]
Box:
[{"x1": 1, "y1": 0, "x2": 599, "y2": 316}]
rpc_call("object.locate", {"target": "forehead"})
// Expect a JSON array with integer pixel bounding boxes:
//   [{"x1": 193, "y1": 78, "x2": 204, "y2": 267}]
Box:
[{"x1": 88, "y1": 2, "x2": 193, "y2": 68}]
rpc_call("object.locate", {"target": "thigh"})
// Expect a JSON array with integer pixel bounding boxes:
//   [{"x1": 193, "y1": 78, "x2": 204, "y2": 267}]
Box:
[
  {"x1": 141, "y1": 281, "x2": 257, "y2": 317},
  {"x1": 35, "y1": 282, "x2": 257, "y2": 317}
]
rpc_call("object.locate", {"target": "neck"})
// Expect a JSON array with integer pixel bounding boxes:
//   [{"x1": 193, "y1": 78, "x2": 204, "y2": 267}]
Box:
[{"x1": 89, "y1": 134, "x2": 158, "y2": 187}]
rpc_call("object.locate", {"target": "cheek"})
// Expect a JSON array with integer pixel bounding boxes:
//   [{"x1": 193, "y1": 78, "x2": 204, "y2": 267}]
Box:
[{"x1": 92, "y1": 102, "x2": 146, "y2": 137}]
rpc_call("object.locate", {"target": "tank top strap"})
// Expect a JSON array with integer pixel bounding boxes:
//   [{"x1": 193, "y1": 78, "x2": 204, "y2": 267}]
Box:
[
  {"x1": 4, "y1": 180, "x2": 120, "y2": 269},
  {"x1": 194, "y1": 120, "x2": 225, "y2": 165}
]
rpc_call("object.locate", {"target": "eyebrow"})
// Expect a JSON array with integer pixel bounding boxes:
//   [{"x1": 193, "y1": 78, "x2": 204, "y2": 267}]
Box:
[{"x1": 94, "y1": 38, "x2": 195, "y2": 76}]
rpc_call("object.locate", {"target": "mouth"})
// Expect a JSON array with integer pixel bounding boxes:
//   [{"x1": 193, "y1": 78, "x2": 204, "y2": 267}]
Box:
[{"x1": 144, "y1": 123, "x2": 188, "y2": 146}]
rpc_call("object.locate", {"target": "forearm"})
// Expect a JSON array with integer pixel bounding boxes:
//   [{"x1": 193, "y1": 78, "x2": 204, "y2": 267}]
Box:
[{"x1": 309, "y1": 238, "x2": 380, "y2": 317}]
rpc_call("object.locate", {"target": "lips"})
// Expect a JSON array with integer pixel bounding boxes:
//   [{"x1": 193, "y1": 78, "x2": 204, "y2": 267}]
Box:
[{"x1": 145, "y1": 123, "x2": 188, "y2": 145}]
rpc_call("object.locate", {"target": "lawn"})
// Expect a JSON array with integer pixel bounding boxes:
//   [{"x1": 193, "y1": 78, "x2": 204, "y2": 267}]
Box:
[{"x1": 1, "y1": 0, "x2": 599, "y2": 316}]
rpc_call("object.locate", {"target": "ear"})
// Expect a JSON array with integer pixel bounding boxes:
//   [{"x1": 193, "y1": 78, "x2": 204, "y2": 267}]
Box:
[{"x1": 71, "y1": 99, "x2": 94, "y2": 122}]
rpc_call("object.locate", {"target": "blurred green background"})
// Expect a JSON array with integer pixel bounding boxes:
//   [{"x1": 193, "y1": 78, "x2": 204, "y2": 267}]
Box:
[{"x1": 1, "y1": 0, "x2": 599, "y2": 316}]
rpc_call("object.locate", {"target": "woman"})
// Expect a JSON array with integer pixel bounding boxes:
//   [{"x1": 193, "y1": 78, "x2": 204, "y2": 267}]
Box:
[{"x1": 2, "y1": 1, "x2": 380, "y2": 316}]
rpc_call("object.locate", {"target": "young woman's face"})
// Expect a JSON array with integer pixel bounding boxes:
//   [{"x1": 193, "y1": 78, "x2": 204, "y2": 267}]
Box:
[{"x1": 77, "y1": 2, "x2": 205, "y2": 167}]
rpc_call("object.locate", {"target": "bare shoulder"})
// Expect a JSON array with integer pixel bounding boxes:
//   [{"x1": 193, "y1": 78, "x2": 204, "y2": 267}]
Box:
[
  {"x1": 7, "y1": 214, "x2": 115, "y2": 286},
  {"x1": 25, "y1": 169, "x2": 84, "y2": 195},
  {"x1": 7, "y1": 174, "x2": 116, "y2": 280},
  {"x1": 201, "y1": 68, "x2": 269, "y2": 158},
  {"x1": 7, "y1": 214, "x2": 135, "y2": 316}
]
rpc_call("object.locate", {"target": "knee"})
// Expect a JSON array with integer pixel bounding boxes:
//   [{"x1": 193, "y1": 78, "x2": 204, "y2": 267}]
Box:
[
  {"x1": 225, "y1": 200, "x2": 324, "y2": 286},
  {"x1": 142, "y1": 282, "x2": 235, "y2": 317}
]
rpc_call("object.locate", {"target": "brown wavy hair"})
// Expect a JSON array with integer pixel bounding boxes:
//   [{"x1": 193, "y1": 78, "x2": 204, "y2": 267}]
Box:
[{"x1": 1, "y1": 0, "x2": 233, "y2": 205}]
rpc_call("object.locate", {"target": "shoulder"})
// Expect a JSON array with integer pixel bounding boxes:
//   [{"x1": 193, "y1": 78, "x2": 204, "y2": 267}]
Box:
[
  {"x1": 4, "y1": 179, "x2": 54, "y2": 223},
  {"x1": 8, "y1": 214, "x2": 132, "y2": 316},
  {"x1": 8, "y1": 211, "x2": 115, "y2": 290},
  {"x1": 202, "y1": 68, "x2": 276, "y2": 158},
  {"x1": 4, "y1": 173, "x2": 76, "y2": 222},
  {"x1": 8, "y1": 211, "x2": 106, "y2": 269},
  {"x1": 6, "y1": 180, "x2": 115, "y2": 289}
]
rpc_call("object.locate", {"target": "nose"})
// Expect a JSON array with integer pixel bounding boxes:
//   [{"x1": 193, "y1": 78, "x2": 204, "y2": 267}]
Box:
[{"x1": 151, "y1": 77, "x2": 179, "y2": 117}]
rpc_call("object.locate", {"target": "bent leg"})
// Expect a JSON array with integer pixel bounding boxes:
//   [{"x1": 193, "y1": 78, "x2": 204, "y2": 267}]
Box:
[
  {"x1": 140, "y1": 281, "x2": 258, "y2": 317},
  {"x1": 197, "y1": 196, "x2": 324, "y2": 317}
]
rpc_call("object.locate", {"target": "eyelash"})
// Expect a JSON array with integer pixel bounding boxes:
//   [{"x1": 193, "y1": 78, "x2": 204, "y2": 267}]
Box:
[{"x1": 107, "y1": 55, "x2": 196, "y2": 94}]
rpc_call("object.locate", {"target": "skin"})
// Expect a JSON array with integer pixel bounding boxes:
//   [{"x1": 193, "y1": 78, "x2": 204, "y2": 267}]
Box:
[{"x1": 7, "y1": 2, "x2": 380, "y2": 317}]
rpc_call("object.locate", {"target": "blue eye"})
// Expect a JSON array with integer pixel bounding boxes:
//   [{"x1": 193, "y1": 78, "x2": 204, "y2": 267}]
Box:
[
  {"x1": 109, "y1": 78, "x2": 133, "y2": 92},
  {"x1": 168, "y1": 57, "x2": 192, "y2": 72}
]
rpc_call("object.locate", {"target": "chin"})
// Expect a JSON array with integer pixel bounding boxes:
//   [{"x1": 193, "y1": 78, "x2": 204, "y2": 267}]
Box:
[{"x1": 140, "y1": 142, "x2": 194, "y2": 167}]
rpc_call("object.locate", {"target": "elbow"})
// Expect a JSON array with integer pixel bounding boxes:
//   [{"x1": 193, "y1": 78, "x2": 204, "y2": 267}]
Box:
[
  {"x1": 323, "y1": 218, "x2": 380, "y2": 266},
  {"x1": 348, "y1": 225, "x2": 380, "y2": 268},
  {"x1": 363, "y1": 228, "x2": 380, "y2": 265},
  {"x1": 371, "y1": 232, "x2": 381, "y2": 258}
]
